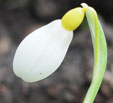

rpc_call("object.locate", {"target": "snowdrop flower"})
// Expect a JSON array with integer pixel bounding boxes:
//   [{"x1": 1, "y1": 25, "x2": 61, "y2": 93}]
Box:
[{"x1": 13, "y1": 7, "x2": 84, "y2": 82}]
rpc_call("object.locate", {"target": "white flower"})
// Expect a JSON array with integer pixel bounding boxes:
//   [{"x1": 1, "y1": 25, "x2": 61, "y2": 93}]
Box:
[
  {"x1": 13, "y1": 20, "x2": 73, "y2": 82},
  {"x1": 13, "y1": 7, "x2": 85, "y2": 82}
]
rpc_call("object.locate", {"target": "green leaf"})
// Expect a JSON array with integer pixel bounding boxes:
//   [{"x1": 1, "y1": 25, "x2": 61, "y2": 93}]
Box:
[{"x1": 81, "y1": 3, "x2": 107, "y2": 103}]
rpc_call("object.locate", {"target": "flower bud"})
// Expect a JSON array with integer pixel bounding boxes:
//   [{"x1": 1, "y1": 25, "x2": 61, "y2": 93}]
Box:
[{"x1": 13, "y1": 20, "x2": 73, "y2": 82}]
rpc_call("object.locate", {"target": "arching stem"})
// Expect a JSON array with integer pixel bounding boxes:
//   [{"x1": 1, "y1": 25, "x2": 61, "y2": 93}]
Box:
[{"x1": 81, "y1": 3, "x2": 107, "y2": 103}]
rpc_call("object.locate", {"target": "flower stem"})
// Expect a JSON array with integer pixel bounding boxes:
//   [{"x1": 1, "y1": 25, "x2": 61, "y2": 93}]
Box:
[{"x1": 81, "y1": 3, "x2": 107, "y2": 103}]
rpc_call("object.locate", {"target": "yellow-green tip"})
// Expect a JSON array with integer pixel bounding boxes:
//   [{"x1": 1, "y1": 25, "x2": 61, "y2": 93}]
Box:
[{"x1": 61, "y1": 7, "x2": 85, "y2": 31}]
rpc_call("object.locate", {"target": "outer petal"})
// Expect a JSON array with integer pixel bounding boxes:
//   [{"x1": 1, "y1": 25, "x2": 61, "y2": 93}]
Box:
[{"x1": 13, "y1": 19, "x2": 73, "y2": 82}]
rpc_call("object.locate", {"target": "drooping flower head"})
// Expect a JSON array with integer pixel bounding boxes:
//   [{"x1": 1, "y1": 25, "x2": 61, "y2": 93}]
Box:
[{"x1": 13, "y1": 6, "x2": 84, "y2": 82}]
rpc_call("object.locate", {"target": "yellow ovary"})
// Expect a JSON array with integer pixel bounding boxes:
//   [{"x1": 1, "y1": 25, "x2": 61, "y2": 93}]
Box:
[{"x1": 61, "y1": 7, "x2": 85, "y2": 31}]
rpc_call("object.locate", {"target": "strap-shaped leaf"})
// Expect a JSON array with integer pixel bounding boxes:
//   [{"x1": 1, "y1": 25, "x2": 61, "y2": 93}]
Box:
[{"x1": 81, "y1": 3, "x2": 107, "y2": 103}]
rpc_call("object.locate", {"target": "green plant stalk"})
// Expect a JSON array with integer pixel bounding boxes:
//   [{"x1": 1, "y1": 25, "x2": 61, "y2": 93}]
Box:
[{"x1": 81, "y1": 3, "x2": 107, "y2": 103}]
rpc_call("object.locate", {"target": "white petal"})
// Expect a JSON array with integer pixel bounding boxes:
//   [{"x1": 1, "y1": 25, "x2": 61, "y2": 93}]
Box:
[{"x1": 13, "y1": 19, "x2": 73, "y2": 82}]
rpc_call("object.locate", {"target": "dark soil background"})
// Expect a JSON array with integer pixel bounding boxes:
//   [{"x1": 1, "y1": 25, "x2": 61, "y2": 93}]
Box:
[{"x1": 0, "y1": 0, "x2": 113, "y2": 103}]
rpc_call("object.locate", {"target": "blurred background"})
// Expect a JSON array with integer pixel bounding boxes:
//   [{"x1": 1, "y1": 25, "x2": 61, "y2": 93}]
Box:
[{"x1": 0, "y1": 0, "x2": 113, "y2": 103}]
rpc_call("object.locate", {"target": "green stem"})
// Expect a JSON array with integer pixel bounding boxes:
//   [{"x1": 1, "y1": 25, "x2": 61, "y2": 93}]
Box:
[
  {"x1": 81, "y1": 3, "x2": 107, "y2": 103},
  {"x1": 83, "y1": 73, "x2": 104, "y2": 103}
]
